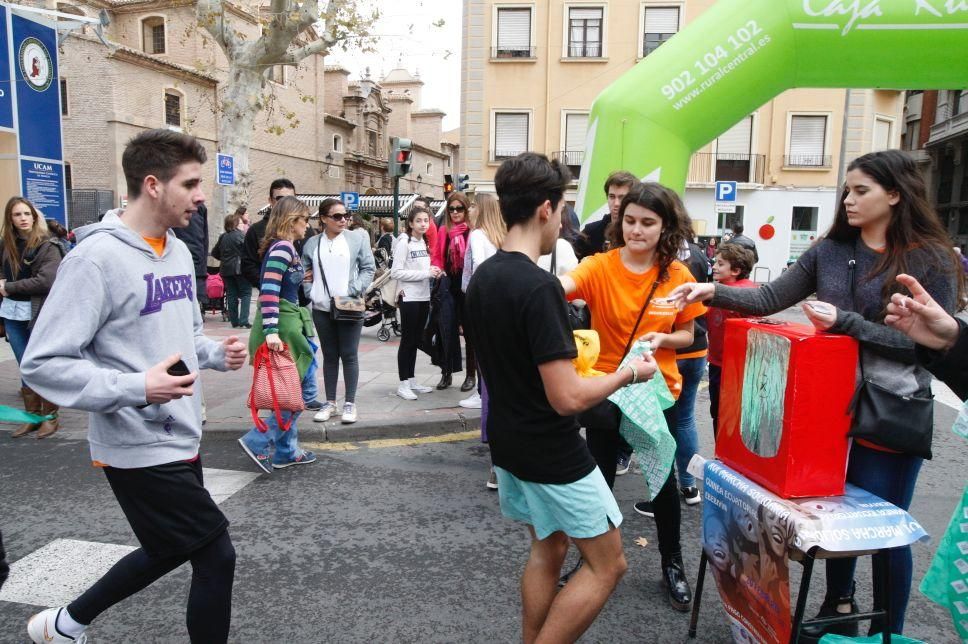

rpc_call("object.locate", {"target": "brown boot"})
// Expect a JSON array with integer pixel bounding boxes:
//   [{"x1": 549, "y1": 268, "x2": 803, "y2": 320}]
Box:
[
  {"x1": 35, "y1": 397, "x2": 60, "y2": 439},
  {"x1": 11, "y1": 387, "x2": 41, "y2": 438}
]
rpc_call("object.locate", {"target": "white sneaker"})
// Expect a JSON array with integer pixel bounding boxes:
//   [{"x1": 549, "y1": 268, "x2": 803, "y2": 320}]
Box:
[
  {"x1": 313, "y1": 401, "x2": 337, "y2": 422},
  {"x1": 396, "y1": 383, "x2": 418, "y2": 400},
  {"x1": 409, "y1": 380, "x2": 433, "y2": 394},
  {"x1": 27, "y1": 608, "x2": 88, "y2": 643},
  {"x1": 341, "y1": 402, "x2": 358, "y2": 424},
  {"x1": 459, "y1": 392, "x2": 482, "y2": 409}
]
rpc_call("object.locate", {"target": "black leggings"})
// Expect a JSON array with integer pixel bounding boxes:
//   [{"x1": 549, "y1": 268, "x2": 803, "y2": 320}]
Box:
[
  {"x1": 586, "y1": 403, "x2": 682, "y2": 560},
  {"x1": 68, "y1": 530, "x2": 236, "y2": 643},
  {"x1": 397, "y1": 300, "x2": 430, "y2": 381}
]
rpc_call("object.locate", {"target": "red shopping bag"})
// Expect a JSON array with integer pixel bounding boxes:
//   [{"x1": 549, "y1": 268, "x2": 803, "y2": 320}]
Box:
[{"x1": 248, "y1": 343, "x2": 304, "y2": 432}]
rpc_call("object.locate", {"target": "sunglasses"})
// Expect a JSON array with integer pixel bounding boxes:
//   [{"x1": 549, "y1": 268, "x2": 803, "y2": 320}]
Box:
[
  {"x1": 448, "y1": 205, "x2": 466, "y2": 213},
  {"x1": 325, "y1": 213, "x2": 348, "y2": 221}
]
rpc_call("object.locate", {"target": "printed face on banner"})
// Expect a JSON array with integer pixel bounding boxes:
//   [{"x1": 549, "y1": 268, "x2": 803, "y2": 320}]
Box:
[
  {"x1": 740, "y1": 330, "x2": 789, "y2": 457},
  {"x1": 19, "y1": 37, "x2": 51, "y2": 92}
]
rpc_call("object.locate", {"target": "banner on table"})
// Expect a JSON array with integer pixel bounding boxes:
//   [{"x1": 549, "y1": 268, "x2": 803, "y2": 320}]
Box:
[{"x1": 702, "y1": 461, "x2": 929, "y2": 644}]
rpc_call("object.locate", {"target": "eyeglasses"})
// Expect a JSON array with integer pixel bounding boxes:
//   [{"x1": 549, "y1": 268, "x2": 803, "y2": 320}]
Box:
[
  {"x1": 326, "y1": 213, "x2": 348, "y2": 221},
  {"x1": 448, "y1": 206, "x2": 466, "y2": 213}
]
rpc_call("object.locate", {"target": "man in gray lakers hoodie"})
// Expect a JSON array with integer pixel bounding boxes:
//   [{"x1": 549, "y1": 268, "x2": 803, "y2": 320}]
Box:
[
  {"x1": 20, "y1": 129, "x2": 246, "y2": 644},
  {"x1": 23, "y1": 208, "x2": 224, "y2": 465}
]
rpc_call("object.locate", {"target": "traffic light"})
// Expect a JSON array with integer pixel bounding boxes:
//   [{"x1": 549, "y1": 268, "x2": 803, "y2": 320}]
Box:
[
  {"x1": 443, "y1": 174, "x2": 454, "y2": 195},
  {"x1": 389, "y1": 137, "x2": 413, "y2": 178},
  {"x1": 458, "y1": 173, "x2": 470, "y2": 191}
]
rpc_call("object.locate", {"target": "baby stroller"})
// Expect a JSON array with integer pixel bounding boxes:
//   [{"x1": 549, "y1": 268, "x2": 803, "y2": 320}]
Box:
[
  {"x1": 363, "y1": 268, "x2": 401, "y2": 341},
  {"x1": 204, "y1": 272, "x2": 229, "y2": 321}
]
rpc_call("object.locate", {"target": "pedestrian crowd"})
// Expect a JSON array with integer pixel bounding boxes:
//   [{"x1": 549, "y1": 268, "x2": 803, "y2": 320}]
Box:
[{"x1": 0, "y1": 129, "x2": 966, "y2": 644}]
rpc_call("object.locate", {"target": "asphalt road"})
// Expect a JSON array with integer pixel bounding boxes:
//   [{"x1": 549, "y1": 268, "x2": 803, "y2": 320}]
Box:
[{"x1": 0, "y1": 397, "x2": 964, "y2": 643}]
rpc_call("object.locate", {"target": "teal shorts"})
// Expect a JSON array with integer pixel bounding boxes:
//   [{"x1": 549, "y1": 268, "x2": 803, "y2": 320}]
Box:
[{"x1": 495, "y1": 466, "x2": 623, "y2": 541}]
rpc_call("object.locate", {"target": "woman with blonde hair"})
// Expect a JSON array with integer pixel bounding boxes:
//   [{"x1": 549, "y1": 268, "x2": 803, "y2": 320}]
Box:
[
  {"x1": 1, "y1": 197, "x2": 63, "y2": 438},
  {"x1": 237, "y1": 196, "x2": 318, "y2": 473}
]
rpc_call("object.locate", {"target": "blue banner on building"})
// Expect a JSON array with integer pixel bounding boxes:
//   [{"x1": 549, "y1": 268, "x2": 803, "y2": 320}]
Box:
[
  {"x1": 0, "y1": 5, "x2": 13, "y2": 130},
  {"x1": 13, "y1": 12, "x2": 62, "y2": 161}
]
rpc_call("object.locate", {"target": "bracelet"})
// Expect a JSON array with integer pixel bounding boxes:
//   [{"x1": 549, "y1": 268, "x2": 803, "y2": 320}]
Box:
[{"x1": 625, "y1": 364, "x2": 637, "y2": 385}]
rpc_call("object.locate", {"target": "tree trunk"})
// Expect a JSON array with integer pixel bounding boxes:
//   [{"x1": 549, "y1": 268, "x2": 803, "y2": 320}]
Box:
[{"x1": 213, "y1": 63, "x2": 265, "y2": 219}]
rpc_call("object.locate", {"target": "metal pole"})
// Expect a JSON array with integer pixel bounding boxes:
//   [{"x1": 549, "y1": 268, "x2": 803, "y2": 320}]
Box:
[{"x1": 392, "y1": 175, "x2": 400, "y2": 236}]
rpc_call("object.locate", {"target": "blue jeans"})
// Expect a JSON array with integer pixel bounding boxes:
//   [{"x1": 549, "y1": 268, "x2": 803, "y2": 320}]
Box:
[
  {"x1": 3, "y1": 318, "x2": 30, "y2": 386},
  {"x1": 240, "y1": 361, "x2": 318, "y2": 465},
  {"x1": 825, "y1": 442, "x2": 923, "y2": 634},
  {"x1": 672, "y1": 356, "x2": 705, "y2": 488}
]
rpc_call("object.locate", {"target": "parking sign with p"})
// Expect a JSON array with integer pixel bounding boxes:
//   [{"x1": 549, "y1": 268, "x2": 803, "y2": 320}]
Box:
[{"x1": 715, "y1": 181, "x2": 737, "y2": 202}]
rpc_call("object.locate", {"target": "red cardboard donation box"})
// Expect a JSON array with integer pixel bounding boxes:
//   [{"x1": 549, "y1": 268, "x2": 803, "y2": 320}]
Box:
[{"x1": 716, "y1": 318, "x2": 859, "y2": 498}]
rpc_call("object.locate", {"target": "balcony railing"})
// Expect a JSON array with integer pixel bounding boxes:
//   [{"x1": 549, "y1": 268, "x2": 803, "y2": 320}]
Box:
[
  {"x1": 552, "y1": 150, "x2": 584, "y2": 179},
  {"x1": 491, "y1": 46, "x2": 537, "y2": 59},
  {"x1": 687, "y1": 153, "x2": 765, "y2": 184},
  {"x1": 784, "y1": 154, "x2": 832, "y2": 169}
]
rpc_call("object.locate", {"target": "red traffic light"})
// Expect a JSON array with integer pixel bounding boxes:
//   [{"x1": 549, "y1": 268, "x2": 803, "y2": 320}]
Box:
[{"x1": 396, "y1": 150, "x2": 412, "y2": 163}]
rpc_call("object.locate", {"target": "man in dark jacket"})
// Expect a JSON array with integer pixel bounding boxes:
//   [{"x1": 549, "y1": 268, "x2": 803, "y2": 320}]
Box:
[
  {"x1": 240, "y1": 178, "x2": 296, "y2": 287},
  {"x1": 724, "y1": 222, "x2": 759, "y2": 264},
  {"x1": 573, "y1": 170, "x2": 636, "y2": 259},
  {"x1": 173, "y1": 202, "x2": 209, "y2": 310}
]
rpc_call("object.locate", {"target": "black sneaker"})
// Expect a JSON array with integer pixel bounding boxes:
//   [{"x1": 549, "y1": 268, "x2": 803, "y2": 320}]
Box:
[
  {"x1": 633, "y1": 500, "x2": 655, "y2": 517},
  {"x1": 680, "y1": 486, "x2": 701, "y2": 506},
  {"x1": 616, "y1": 452, "x2": 632, "y2": 476},
  {"x1": 305, "y1": 399, "x2": 324, "y2": 411}
]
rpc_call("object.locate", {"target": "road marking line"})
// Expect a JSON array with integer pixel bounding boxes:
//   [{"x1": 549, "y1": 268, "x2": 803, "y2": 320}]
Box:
[{"x1": 303, "y1": 429, "x2": 480, "y2": 452}]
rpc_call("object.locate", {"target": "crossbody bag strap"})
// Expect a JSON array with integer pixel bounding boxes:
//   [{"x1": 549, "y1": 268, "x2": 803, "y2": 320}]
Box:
[
  {"x1": 316, "y1": 236, "x2": 332, "y2": 297},
  {"x1": 550, "y1": 242, "x2": 558, "y2": 275},
  {"x1": 847, "y1": 240, "x2": 864, "y2": 381},
  {"x1": 622, "y1": 279, "x2": 661, "y2": 358}
]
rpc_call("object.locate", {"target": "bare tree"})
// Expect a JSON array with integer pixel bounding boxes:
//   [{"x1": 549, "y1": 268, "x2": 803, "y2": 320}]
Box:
[{"x1": 196, "y1": 0, "x2": 375, "y2": 208}]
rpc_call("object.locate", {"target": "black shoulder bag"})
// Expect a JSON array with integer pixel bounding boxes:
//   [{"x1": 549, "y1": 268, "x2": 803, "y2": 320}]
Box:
[
  {"x1": 577, "y1": 280, "x2": 660, "y2": 429},
  {"x1": 316, "y1": 237, "x2": 365, "y2": 322},
  {"x1": 846, "y1": 248, "x2": 934, "y2": 459}
]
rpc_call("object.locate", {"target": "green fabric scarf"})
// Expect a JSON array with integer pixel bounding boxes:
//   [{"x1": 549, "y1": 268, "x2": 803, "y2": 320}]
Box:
[{"x1": 248, "y1": 299, "x2": 317, "y2": 379}]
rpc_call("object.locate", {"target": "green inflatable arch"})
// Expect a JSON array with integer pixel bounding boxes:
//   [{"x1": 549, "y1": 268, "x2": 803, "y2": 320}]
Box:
[{"x1": 576, "y1": 0, "x2": 968, "y2": 222}]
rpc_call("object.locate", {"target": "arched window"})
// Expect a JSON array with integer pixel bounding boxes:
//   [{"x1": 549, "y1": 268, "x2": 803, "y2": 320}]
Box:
[
  {"x1": 426, "y1": 162, "x2": 433, "y2": 176},
  {"x1": 141, "y1": 16, "x2": 166, "y2": 55},
  {"x1": 332, "y1": 134, "x2": 343, "y2": 153}
]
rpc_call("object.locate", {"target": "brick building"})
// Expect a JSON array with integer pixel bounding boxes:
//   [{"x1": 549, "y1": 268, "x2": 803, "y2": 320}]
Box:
[{"x1": 50, "y1": 0, "x2": 457, "y2": 236}]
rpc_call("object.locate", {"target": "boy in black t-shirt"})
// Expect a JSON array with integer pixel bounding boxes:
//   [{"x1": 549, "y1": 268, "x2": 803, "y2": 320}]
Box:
[{"x1": 466, "y1": 153, "x2": 658, "y2": 643}]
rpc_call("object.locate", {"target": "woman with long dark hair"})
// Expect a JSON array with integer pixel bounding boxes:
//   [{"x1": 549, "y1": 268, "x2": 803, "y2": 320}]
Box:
[
  {"x1": 431, "y1": 191, "x2": 474, "y2": 390},
  {"x1": 237, "y1": 196, "x2": 318, "y2": 473},
  {"x1": 672, "y1": 149, "x2": 964, "y2": 637},
  {"x1": 392, "y1": 206, "x2": 441, "y2": 400},
  {"x1": 559, "y1": 182, "x2": 707, "y2": 612},
  {"x1": 303, "y1": 198, "x2": 375, "y2": 424},
  {"x1": 1, "y1": 197, "x2": 63, "y2": 438}
]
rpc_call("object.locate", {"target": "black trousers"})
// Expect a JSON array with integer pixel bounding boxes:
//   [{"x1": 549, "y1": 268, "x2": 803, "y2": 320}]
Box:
[
  {"x1": 68, "y1": 530, "x2": 236, "y2": 643},
  {"x1": 398, "y1": 300, "x2": 430, "y2": 381},
  {"x1": 585, "y1": 402, "x2": 682, "y2": 560}
]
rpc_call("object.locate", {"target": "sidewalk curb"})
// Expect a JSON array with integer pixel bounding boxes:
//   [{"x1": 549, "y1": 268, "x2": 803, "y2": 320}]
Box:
[{"x1": 202, "y1": 408, "x2": 482, "y2": 443}]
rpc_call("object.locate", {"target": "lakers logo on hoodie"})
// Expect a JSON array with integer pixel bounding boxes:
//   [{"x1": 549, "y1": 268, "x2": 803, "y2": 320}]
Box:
[{"x1": 140, "y1": 273, "x2": 195, "y2": 315}]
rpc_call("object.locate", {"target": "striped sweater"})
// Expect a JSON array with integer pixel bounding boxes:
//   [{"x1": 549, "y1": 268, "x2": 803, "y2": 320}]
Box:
[{"x1": 259, "y1": 240, "x2": 303, "y2": 335}]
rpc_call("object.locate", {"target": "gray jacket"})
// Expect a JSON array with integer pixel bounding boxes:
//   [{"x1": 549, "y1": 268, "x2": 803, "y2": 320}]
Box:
[{"x1": 301, "y1": 229, "x2": 375, "y2": 300}]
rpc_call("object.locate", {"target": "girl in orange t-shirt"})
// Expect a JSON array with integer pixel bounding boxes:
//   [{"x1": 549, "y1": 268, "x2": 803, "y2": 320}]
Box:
[{"x1": 561, "y1": 181, "x2": 706, "y2": 613}]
